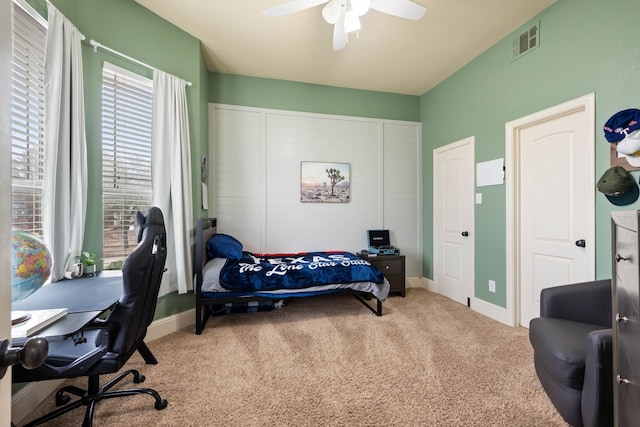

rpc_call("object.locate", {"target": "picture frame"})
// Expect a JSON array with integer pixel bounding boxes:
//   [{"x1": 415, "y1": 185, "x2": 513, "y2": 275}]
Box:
[{"x1": 300, "y1": 161, "x2": 350, "y2": 203}]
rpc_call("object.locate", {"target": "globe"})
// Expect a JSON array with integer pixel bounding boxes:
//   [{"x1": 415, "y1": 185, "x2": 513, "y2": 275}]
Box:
[{"x1": 11, "y1": 230, "x2": 53, "y2": 302}]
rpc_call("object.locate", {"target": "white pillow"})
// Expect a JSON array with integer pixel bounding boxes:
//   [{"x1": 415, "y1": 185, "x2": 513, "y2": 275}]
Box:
[{"x1": 201, "y1": 257, "x2": 227, "y2": 292}]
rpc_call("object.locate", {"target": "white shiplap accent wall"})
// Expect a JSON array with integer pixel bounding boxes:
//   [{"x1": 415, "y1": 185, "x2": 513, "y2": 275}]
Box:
[
  {"x1": 209, "y1": 104, "x2": 422, "y2": 279},
  {"x1": 209, "y1": 108, "x2": 265, "y2": 250},
  {"x1": 383, "y1": 123, "x2": 422, "y2": 277}
]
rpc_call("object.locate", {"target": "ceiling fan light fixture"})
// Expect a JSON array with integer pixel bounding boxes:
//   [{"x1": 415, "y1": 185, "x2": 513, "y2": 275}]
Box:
[
  {"x1": 350, "y1": 0, "x2": 370, "y2": 16},
  {"x1": 344, "y1": 8, "x2": 361, "y2": 33},
  {"x1": 322, "y1": 0, "x2": 342, "y2": 24},
  {"x1": 263, "y1": 0, "x2": 427, "y2": 51}
]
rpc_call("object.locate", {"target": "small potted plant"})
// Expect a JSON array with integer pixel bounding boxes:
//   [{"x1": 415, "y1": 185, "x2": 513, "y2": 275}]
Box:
[{"x1": 80, "y1": 251, "x2": 98, "y2": 276}]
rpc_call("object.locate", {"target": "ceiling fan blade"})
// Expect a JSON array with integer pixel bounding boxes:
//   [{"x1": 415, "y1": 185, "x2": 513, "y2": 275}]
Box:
[
  {"x1": 264, "y1": 0, "x2": 329, "y2": 18},
  {"x1": 370, "y1": 0, "x2": 426, "y2": 20},
  {"x1": 333, "y1": 10, "x2": 348, "y2": 51}
]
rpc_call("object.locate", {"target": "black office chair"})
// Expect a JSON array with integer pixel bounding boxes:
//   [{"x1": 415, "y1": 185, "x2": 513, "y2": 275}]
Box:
[{"x1": 13, "y1": 207, "x2": 169, "y2": 426}]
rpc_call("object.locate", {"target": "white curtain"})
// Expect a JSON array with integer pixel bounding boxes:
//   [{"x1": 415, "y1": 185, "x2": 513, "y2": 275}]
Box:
[
  {"x1": 42, "y1": 4, "x2": 87, "y2": 282},
  {"x1": 152, "y1": 70, "x2": 193, "y2": 296}
]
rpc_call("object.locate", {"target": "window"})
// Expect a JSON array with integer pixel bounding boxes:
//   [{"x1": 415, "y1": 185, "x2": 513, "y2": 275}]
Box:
[
  {"x1": 101, "y1": 63, "x2": 153, "y2": 266},
  {"x1": 10, "y1": 0, "x2": 46, "y2": 235}
]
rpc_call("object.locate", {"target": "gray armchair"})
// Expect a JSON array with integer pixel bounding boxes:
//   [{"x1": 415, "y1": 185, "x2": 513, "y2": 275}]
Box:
[{"x1": 529, "y1": 279, "x2": 613, "y2": 427}]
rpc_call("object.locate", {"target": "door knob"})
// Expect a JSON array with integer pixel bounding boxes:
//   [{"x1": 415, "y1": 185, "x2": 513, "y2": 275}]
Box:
[
  {"x1": 0, "y1": 337, "x2": 48, "y2": 379},
  {"x1": 575, "y1": 239, "x2": 586, "y2": 248},
  {"x1": 461, "y1": 231, "x2": 469, "y2": 237}
]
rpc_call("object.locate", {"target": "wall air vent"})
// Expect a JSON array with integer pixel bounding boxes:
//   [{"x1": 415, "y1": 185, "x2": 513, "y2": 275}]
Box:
[{"x1": 512, "y1": 22, "x2": 539, "y2": 61}]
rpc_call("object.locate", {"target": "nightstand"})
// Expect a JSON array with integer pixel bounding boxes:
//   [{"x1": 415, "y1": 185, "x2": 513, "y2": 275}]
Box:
[{"x1": 358, "y1": 253, "x2": 406, "y2": 297}]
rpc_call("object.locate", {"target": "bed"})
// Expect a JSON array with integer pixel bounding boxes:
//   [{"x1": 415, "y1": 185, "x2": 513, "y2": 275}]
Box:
[{"x1": 194, "y1": 218, "x2": 390, "y2": 334}]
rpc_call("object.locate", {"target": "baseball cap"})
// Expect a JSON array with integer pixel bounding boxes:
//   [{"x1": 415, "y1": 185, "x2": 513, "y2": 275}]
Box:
[
  {"x1": 603, "y1": 109, "x2": 640, "y2": 143},
  {"x1": 616, "y1": 129, "x2": 640, "y2": 167},
  {"x1": 596, "y1": 166, "x2": 639, "y2": 205}
]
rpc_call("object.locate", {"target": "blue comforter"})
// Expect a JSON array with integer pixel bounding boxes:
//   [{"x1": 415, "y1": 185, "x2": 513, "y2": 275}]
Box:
[{"x1": 219, "y1": 251, "x2": 384, "y2": 292}]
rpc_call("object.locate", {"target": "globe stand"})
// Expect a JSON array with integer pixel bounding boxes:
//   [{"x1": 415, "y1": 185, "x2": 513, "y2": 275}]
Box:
[{"x1": 11, "y1": 311, "x2": 31, "y2": 326}]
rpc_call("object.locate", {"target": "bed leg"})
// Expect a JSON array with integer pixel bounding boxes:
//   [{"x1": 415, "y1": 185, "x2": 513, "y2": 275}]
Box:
[
  {"x1": 196, "y1": 304, "x2": 209, "y2": 335},
  {"x1": 195, "y1": 304, "x2": 201, "y2": 334},
  {"x1": 351, "y1": 292, "x2": 383, "y2": 316}
]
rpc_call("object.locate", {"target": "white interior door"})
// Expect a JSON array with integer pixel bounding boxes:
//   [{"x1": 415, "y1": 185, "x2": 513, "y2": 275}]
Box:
[
  {"x1": 515, "y1": 98, "x2": 595, "y2": 326},
  {"x1": 434, "y1": 137, "x2": 475, "y2": 306}
]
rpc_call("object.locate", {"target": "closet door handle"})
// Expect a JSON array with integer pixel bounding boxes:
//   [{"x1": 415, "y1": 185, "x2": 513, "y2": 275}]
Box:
[
  {"x1": 575, "y1": 239, "x2": 586, "y2": 248},
  {"x1": 461, "y1": 231, "x2": 469, "y2": 237},
  {"x1": 617, "y1": 374, "x2": 631, "y2": 385},
  {"x1": 616, "y1": 254, "x2": 630, "y2": 262},
  {"x1": 616, "y1": 313, "x2": 629, "y2": 324}
]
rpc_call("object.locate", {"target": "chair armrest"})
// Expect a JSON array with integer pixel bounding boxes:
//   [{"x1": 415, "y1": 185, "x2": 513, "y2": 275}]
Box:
[
  {"x1": 540, "y1": 279, "x2": 612, "y2": 327},
  {"x1": 41, "y1": 326, "x2": 111, "y2": 377},
  {"x1": 581, "y1": 329, "x2": 613, "y2": 427}
]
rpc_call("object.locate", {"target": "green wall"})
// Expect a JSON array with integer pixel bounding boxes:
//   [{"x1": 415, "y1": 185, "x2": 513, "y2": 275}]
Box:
[
  {"x1": 420, "y1": 0, "x2": 640, "y2": 307},
  {"x1": 210, "y1": 72, "x2": 421, "y2": 121}
]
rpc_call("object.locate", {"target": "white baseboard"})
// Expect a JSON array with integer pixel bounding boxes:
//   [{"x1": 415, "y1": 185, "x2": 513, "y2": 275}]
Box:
[
  {"x1": 146, "y1": 308, "x2": 196, "y2": 341},
  {"x1": 11, "y1": 309, "x2": 196, "y2": 424},
  {"x1": 407, "y1": 276, "x2": 435, "y2": 292},
  {"x1": 471, "y1": 297, "x2": 514, "y2": 327},
  {"x1": 409, "y1": 277, "x2": 513, "y2": 327},
  {"x1": 11, "y1": 379, "x2": 64, "y2": 425}
]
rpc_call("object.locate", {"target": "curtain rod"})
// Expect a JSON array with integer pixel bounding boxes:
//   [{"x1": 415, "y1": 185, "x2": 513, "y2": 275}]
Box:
[{"x1": 88, "y1": 39, "x2": 193, "y2": 87}]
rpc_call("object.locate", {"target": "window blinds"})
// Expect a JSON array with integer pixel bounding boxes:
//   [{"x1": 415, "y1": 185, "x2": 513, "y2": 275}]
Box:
[
  {"x1": 10, "y1": 0, "x2": 46, "y2": 235},
  {"x1": 101, "y1": 62, "x2": 153, "y2": 260}
]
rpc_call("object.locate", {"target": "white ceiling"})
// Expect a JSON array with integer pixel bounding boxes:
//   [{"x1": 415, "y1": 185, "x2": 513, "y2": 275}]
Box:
[{"x1": 134, "y1": 0, "x2": 556, "y2": 96}]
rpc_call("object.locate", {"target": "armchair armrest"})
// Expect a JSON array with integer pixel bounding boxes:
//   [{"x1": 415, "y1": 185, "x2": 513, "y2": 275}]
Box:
[
  {"x1": 581, "y1": 328, "x2": 613, "y2": 427},
  {"x1": 540, "y1": 279, "x2": 612, "y2": 327}
]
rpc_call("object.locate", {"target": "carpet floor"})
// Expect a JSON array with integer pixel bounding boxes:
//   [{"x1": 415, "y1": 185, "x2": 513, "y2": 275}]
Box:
[{"x1": 17, "y1": 288, "x2": 567, "y2": 426}]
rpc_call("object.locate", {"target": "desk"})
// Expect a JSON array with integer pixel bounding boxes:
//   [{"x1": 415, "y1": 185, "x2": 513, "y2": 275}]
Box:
[
  {"x1": 12, "y1": 271, "x2": 123, "y2": 313},
  {"x1": 11, "y1": 271, "x2": 122, "y2": 345},
  {"x1": 11, "y1": 272, "x2": 122, "y2": 346},
  {"x1": 11, "y1": 270, "x2": 157, "y2": 365}
]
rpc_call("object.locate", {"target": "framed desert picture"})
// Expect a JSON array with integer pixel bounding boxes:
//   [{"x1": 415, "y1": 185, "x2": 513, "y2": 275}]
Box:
[{"x1": 300, "y1": 161, "x2": 350, "y2": 203}]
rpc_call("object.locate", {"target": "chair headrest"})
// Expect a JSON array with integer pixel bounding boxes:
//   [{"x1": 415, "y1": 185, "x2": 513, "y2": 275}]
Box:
[{"x1": 134, "y1": 207, "x2": 165, "y2": 243}]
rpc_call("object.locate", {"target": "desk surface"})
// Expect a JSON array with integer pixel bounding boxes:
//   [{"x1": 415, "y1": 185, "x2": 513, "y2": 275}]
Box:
[
  {"x1": 12, "y1": 271, "x2": 122, "y2": 313},
  {"x1": 11, "y1": 271, "x2": 122, "y2": 343}
]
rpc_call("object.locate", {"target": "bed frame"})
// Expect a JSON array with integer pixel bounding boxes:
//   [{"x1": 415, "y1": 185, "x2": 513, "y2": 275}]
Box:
[{"x1": 194, "y1": 217, "x2": 383, "y2": 334}]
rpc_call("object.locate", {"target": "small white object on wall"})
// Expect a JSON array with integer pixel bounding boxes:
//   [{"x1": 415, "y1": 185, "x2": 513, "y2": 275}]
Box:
[
  {"x1": 476, "y1": 158, "x2": 504, "y2": 187},
  {"x1": 201, "y1": 183, "x2": 208, "y2": 210}
]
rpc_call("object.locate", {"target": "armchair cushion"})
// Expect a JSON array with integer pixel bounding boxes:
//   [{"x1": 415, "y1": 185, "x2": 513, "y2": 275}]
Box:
[{"x1": 529, "y1": 317, "x2": 608, "y2": 390}]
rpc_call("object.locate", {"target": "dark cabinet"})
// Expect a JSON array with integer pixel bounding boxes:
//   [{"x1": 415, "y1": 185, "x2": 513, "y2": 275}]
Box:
[
  {"x1": 611, "y1": 210, "x2": 640, "y2": 426},
  {"x1": 359, "y1": 253, "x2": 405, "y2": 297}
]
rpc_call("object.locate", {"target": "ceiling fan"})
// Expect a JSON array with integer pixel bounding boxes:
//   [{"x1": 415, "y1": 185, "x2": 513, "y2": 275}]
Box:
[{"x1": 263, "y1": 0, "x2": 426, "y2": 51}]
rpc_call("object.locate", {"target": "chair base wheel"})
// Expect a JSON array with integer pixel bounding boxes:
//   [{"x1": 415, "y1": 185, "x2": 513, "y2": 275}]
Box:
[
  {"x1": 155, "y1": 399, "x2": 168, "y2": 410},
  {"x1": 55, "y1": 393, "x2": 70, "y2": 406}
]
